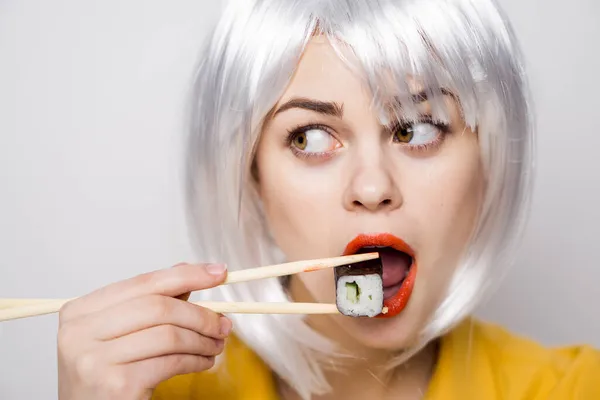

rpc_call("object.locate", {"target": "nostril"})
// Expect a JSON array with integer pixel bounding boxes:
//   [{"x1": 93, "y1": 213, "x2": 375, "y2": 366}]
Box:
[{"x1": 353, "y1": 199, "x2": 393, "y2": 209}]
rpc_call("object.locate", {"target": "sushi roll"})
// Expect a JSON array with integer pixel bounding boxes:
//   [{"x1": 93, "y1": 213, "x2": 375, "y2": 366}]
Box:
[{"x1": 335, "y1": 257, "x2": 385, "y2": 317}]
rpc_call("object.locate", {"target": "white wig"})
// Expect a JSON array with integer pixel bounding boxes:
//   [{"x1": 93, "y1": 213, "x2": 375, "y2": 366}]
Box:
[{"x1": 184, "y1": 0, "x2": 534, "y2": 398}]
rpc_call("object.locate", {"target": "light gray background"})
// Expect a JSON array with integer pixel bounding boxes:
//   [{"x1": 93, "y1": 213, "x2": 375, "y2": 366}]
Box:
[{"x1": 0, "y1": 1, "x2": 598, "y2": 398}]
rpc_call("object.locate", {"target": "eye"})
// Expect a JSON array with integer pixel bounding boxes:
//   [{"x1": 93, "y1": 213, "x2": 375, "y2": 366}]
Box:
[
  {"x1": 393, "y1": 122, "x2": 440, "y2": 145},
  {"x1": 289, "y1": 126, "x2": 341, "y2": 154}
]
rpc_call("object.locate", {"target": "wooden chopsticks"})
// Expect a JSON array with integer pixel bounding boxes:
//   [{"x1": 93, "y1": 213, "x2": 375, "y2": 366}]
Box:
[{"x1": 0, "y1": 252, "x2": 378, "y2": 322}]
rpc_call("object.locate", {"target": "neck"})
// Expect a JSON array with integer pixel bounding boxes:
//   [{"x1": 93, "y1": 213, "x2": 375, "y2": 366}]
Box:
[
  {"x1": 277, "y1": 340, "x2": 438, "y2": 400},
  {"x1": 279, "y1": 278, "x2": 438, "y2": 400}
]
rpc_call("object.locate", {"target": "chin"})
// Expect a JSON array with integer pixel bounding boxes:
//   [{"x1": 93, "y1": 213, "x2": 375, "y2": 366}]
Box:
[{"x1": 333, "y1": 297, "x2": 429, "y2": 351}]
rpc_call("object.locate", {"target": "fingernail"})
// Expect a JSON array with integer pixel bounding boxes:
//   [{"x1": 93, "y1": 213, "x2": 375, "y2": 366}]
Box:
[
  {"x1": 206, "y1": 263, "x2": 227, "y2": 276},
  {"x1": 220, "y1": 316, "x2": 232, "y2": 336}
]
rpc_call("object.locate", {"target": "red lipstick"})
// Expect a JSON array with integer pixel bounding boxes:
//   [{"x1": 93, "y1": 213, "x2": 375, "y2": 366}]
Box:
[{"x1": 343, "y1": 233, "x2": 417, "y2": 318}]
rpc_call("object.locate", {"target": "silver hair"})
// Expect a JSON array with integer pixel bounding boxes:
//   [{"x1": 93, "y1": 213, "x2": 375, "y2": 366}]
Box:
[{"x1": 184, "y1": 0, "x2": 534, "y2": 398}]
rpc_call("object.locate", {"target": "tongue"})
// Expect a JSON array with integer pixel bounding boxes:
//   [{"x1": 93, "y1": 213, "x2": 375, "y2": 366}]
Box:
[{"x1": 379, "y1": 249, "x2": 411, "y2": 288}]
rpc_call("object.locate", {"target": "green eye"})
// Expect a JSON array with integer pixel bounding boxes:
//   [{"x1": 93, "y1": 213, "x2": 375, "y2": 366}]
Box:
[
  {"x1": 394, "y1": 126, "x2": 414, "y2": 143},
  {"x1": 292, "y1": 133, "x2": 307, "y2": 150}
]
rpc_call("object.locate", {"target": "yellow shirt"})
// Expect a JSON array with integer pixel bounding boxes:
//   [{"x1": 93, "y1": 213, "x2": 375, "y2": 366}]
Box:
[{"x1": 152, "y1": 318, "x2": 600, "y2": 399}]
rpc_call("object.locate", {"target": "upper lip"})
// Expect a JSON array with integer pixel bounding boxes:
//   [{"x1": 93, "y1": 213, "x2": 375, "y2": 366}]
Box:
[{"x1": 343, "y1": 233, "x2": 415, "y2": 258}]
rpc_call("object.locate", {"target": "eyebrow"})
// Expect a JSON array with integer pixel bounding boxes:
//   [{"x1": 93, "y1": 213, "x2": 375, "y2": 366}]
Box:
[
  {"x1": 406, "y1": 88, "x2": 455, "y2": 105},
  {"x1": 272, "y1": 88, "x2": 456, "y2": 118},
  {"x1": 273, "y1": 97, "x2": 344, "y2": 118}
]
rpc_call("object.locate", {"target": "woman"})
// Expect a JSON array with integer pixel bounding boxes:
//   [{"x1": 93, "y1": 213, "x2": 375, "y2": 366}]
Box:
[{"x1": 56, "y1": 0, "x2": 600, "y2": 399}]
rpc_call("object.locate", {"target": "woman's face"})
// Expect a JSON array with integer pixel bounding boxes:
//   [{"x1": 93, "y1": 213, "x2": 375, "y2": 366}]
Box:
[{"x1": 254, "y1": 37, "x2": 484, "y2": 352}]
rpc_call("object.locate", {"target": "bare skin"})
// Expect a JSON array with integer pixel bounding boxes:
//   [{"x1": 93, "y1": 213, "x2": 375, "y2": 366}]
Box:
[
  {"x1": 57, "y1": 263, "x2": 232, "y2": 399},
  {"x1": 277, "y1": 277, "x2": 439, "y2": 400},
  {"x1": 255, "y1": 37, "x2": 484, "y2": 399},
  {"x1": 277, "y1": 345, "x2": 437, "y2": 400},
  {"x1": 57, "y1": 37, "x2": 483, "y2": 399}
]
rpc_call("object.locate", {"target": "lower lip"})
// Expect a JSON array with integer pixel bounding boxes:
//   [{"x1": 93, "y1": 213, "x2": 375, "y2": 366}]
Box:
[
  {"x1": 343, "y1": 233, "x2": 417, "y2": 319},
  {"x1": 377, "y1": 261, "x2": 417, "y2": 318},
  {"x1": 384, "y1": 282, "x2": 403, "y2": 299}
]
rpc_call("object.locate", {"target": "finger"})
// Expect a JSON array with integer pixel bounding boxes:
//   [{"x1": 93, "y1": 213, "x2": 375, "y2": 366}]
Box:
[
  {"x1": 60, "y1": 263, "x2": 227, "y2": 323},
  {"x1": 172, "y1": 263, "x2": 192, "y2": 302},
  {"x1": 80, "y1": 295, "x2": 229, "y2": 341},
  {"x1": 105, "y1": 324, "x2": 225, "y2": 364},
  {"x1": 175, "y1": 292, "x2": 191, "y2": 302},
  {"x1": 134, "y1": 354, "x2": 216, "y2": 394},
  {"x1": 90, "y1": 355, "x2": 216, "y2": 398}
]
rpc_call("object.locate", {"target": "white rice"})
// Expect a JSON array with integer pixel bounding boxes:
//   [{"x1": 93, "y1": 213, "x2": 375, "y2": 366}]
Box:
[{"x1": 336, "y1": 274, "x2": 384, "y2": 317}]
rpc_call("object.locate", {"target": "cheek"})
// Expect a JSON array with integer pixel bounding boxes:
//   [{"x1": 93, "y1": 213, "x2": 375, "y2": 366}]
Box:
[
  {"x1": 409, "y1": 135, "x2": 484, "y2": 277},
  {"x1": 256, "y1": 145, "x2": 341, "y2": 261},
  {"x1": 258, "y1": 164, "x2": 341, "y2": 302},
  {"x1": 291, "y1": 270, "x2": 337, "y2": 304}
]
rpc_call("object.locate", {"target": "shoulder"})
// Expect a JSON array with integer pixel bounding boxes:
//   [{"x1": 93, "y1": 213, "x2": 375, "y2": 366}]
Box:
[
  {"x1": 152, "y1": 334, "x2": 278, "y2": 400},
  {"x1": 441, "y1": 318, "x2": 600, "y2": 399}
]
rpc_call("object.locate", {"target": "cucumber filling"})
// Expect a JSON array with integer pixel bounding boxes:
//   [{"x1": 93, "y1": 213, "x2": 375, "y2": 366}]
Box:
[{"x1": 345, "y1": 281, "x2": 360, "y2": 303}]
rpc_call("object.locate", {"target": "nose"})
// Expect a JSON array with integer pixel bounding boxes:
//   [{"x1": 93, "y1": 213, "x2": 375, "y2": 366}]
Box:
[{"x1": 343, "y1": 151, "x2": 403, "y2": 213}]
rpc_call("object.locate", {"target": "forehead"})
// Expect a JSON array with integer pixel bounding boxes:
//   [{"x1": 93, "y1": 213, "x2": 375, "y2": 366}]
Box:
[
  {"x1": 278, "y1": 37, "x2": 424, "y2": 106},
  {"x1": 278, "y1": 38, "x2": 362, "y2": 102},
  {"x1": 275, "y1": 36, "x2": 430, "y2": 124}
]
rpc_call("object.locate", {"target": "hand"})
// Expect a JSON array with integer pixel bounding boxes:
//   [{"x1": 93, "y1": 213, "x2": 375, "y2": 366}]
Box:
[{"x1": 57, "y1": 263, "x2": 232, "y2": 400}]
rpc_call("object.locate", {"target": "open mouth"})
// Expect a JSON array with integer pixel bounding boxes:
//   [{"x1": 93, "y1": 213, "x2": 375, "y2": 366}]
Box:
[
  {"x1": 354, "y1": 246, "x2": 412, "y2": 300},
  {"x1": 343, "y1": 233, "x2": 417, "y2": 318}
]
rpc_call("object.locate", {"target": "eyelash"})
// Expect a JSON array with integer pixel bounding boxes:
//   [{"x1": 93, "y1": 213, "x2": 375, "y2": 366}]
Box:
[
  {"x1": 285, "y1": 117, "x2": 451, "y2": 159},
  {"x1": 388, "y1": 117, "x2": 451, "y2": 153},
  {"x1": 284, "y1": 123, "x2": 338, "y2": 160}
]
